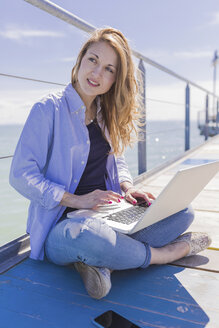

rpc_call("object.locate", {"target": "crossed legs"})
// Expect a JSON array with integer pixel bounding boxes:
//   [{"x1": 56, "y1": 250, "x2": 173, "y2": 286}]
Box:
[{"x1": 45, "y1": 206, "x2": 194, "y2": 270}]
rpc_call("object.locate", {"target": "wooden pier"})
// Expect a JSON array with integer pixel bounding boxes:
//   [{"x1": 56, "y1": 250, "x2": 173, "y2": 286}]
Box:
[{"x1": 0, "y1": 135, "x2": 219, "y2": 328}]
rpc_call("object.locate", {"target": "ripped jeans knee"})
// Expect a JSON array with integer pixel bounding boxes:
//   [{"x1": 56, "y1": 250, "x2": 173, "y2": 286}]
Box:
[
  {"x1": 45, "y1": 217, "x2": 116, "y2": 266},
  {"x1": 44, "y1": 216, "x2": 148, "y2": 270}
]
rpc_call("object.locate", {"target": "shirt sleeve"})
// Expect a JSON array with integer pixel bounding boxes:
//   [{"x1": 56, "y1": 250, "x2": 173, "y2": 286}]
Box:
[
  {"x1": 116, "y1": 154, "x2": 133, "y2": 185},
  {"x1": 9, "y1": 101, "x2": 66, "y2": 210}
]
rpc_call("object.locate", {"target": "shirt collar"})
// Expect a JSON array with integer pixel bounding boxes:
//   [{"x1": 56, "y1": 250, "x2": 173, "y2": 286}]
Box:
[
  {"x1": 64, "y1": 83, "x2": 113, "y2": 148},
  {"x1": 64, "y1": 83, "x2": 102, "y2": 116},
  {"x1": 64, "y1": 83, "x2": 85, "y2": 114}
]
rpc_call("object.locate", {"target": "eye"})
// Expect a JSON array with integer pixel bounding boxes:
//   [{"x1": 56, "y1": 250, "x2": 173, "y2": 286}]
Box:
[
  {"x1": 105, "y1": 66, "x2": 114, "y2": 74},
  {"x1": 88, "y1": 57, "x2": 96, "y2": 63}
]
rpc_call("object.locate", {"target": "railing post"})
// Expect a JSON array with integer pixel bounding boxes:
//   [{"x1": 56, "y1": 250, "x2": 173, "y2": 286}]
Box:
[
  {"x1": 204, "y1": 94, "x2": 209, "y2": 140},
  {"x1": 185, "y1": 84, "x2": 190, "y2": 151},
  {"x1": 216, "y1": 99, "x2": 219, "y2": 134},
  {"x1": 138, "y1": 59, "x2": 147, "y2": 175}
]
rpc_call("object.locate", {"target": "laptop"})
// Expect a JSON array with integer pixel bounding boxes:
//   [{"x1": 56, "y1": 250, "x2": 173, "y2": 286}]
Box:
[{"x1": 67, "y1": 160, "x2": 219, "y2": 234}]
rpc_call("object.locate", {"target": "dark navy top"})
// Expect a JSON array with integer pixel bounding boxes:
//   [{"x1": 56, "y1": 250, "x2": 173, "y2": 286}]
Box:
[
  {"x1": 75, "y1": 119, "x2": 111, "y2": 194},
  {"x1": 63, "y1": 119, "x2": 111, "y2": 216}
]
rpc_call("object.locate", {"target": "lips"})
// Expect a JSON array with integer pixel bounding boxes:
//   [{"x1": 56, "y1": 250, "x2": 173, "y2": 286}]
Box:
[{"x1": 87, "y1": 79, "x2": 100, "y2": 87}]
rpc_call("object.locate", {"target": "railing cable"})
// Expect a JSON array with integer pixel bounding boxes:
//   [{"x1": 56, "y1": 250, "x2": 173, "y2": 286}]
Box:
[
  {"x1": 0, "y1": 73, "x2": 66, "y2": 86},
  {"x1": 147, "y1": 97, "x2": 205, "y2": 110},
  {"x1": 24, "y1": 0, "x2": 219, "y2": 99},
  {"x1": 147, "y1": 127, "x2": 184, "y2": 136},
  {"x1": 0, "y1": 155, "x2": 13, "y2": 160},
  {"x1": 0, "y1": 72, "x2": 208, "y2": 111}
]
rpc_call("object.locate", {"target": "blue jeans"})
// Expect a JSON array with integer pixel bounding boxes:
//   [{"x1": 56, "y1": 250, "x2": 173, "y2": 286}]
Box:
[{"x1": 45, "y1": 205, "x2": 194, "y2": 270}]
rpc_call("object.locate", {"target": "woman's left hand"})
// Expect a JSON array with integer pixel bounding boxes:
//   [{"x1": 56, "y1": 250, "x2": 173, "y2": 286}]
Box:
[{"x1": 124, "y1": 186, "x2": 156, "y2": 205}]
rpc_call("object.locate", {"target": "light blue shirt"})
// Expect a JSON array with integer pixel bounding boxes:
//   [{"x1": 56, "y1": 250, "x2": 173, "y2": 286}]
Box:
[{"x1": 9, "y1": 83, "x2": 133, "y2": 260}]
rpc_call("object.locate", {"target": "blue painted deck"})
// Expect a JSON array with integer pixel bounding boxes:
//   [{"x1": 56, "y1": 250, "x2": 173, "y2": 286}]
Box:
[
  {"x1": 0, "y1": 258, "x2": 213, "y2": 328},
  {"x1": 1, "y1": 134, "x2": 219, "y2": 328}
]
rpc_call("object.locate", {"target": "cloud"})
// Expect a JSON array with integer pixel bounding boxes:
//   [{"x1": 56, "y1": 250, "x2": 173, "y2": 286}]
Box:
[
  {"x1": 146, "y1": 79, "x2": 217, "y2": 121},
  {"x1": 209, "y1": 11, "x2": 219, "y2": 25},
  {"x1": 0, "y1": 87, "x2": 62, "y2": 125},
  {"x1": 173, "y1": 51, "x2": 212, "y2": 60},
  {"x1": 197, "y1": 11, "x2": 219, "y2": 29},
  {"x1": 60, "y1": 56, "x2": 77, "y2": 63},
  {"x1": 138, "y1": 49, "x2": 170, "y2": 62},
  {"x1": 0, "y1": 26, "x2": 64, "y2": 41},
  {"x1": 0, "y1": 79, "x2": 217, "y2": 124}
]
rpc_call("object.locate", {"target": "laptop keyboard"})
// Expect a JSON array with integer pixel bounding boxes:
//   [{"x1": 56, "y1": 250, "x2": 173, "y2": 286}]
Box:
[{"x1": 104, "y1": 205, "x2": 146, "y2": 225}]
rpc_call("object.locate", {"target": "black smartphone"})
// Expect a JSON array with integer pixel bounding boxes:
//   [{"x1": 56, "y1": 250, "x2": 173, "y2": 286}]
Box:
[{"x1": 92, "y1": 310, "x2": 141, "y2": 328}]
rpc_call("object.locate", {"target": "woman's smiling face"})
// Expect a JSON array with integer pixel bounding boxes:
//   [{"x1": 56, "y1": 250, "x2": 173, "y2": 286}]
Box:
[{"x1": 76, "y1": 41, "x2": 118, "y2": 101}]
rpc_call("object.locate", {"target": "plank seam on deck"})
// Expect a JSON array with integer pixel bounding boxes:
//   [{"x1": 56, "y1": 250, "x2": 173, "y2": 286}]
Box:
[
  {"x1": 170, "y1": 263, "x2": 219, "y2": 273},
  {"x1": 194, "y1": 209, "x2": 219, "y2": 213},
  {"x1": 103, "y1": 299, "x2": 207, "y2": 325},
  {"x1": 208, "y1": 247, "x2": 219, "y2": 251}
]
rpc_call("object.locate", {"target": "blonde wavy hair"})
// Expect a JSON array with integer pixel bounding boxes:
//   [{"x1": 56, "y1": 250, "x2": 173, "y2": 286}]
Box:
[{"x1": 71, "y1": 27, "x2": 143, "y2": 155}]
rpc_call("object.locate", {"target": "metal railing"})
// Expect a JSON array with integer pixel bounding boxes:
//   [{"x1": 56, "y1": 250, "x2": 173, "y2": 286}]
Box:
[
  {"x1": 23, "y1": 0, "x2": 219, "y2": 175},
  {"x1": 1, "y1": 0, "x2": 219, "y2": 175}
]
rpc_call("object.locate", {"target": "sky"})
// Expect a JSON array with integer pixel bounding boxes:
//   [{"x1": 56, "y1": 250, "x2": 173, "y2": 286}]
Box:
[{"x1": 0, "y1": 0, "x2": 219, "y2": 124}]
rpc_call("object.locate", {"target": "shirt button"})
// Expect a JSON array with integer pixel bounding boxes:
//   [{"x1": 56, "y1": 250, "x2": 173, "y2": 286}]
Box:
[
  {"x1": 81, "y1": 161, "x2": 85, "y2": 165},
  {"x1": 87, "y1": 140, "x2": 90, "y2": 144},
  {"x1": 81, "y1": 105, "x2": 85, "y2": 109},
  {"x1": 74, "y1": 179, "x2": 77, "y2": 183},
  {"x1": 75, "y1": 111, "x2": 78, "y2": 114}
]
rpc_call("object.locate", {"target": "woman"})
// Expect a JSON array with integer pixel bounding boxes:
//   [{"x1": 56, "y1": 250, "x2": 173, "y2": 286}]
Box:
[{"x1": 10, "y1": 27, "x2": 211, "y2": 299}]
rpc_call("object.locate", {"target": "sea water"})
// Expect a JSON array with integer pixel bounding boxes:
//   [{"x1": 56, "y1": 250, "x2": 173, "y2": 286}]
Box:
[{"x1": 0, "y1": 121, "x2": 204, "y2": 246}]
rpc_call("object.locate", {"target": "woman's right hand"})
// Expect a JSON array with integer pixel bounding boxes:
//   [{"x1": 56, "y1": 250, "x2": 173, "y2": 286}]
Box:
[{"x1": 60, "y1": 190, "x2": 123, "y2": 210}]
